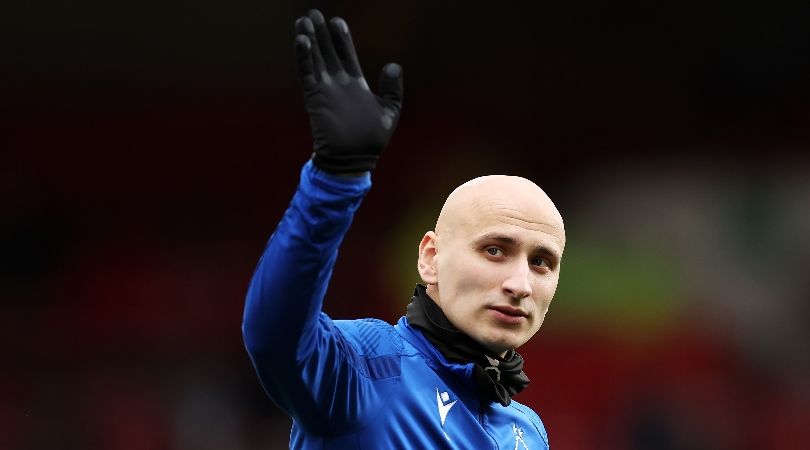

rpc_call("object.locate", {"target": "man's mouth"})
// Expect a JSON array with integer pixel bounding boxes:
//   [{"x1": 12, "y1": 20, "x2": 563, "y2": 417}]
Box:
[
  {"x1": 489, "y1": 305, "x2": 528, "y2": 317},
  {"x1": 488, "y1": 306, "x2": 528, "y2": 324}
]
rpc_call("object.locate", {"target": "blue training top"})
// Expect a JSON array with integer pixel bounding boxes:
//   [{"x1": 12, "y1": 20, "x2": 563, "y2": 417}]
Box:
[{"x1": 242, "y1": 161, "x2": 550, "y2": 449}]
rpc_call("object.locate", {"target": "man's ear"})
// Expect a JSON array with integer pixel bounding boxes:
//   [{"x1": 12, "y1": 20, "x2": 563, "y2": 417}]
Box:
[{"x1": 417, "y1": 231, "x2": 439, "y2": 285}]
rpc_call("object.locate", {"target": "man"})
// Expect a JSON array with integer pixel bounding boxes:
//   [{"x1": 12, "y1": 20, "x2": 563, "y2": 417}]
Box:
[{"x1": 243, "y1": 9, "x2": 565, "y2": 449}]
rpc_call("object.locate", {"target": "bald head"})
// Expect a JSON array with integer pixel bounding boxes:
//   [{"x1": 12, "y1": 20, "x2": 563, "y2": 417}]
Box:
[
  {"x1": 417, "y1": 175, "x2": 566, "y2": 354},
  {"x1": 435, "y1": 175, "x2": 565, "y2": 250}
]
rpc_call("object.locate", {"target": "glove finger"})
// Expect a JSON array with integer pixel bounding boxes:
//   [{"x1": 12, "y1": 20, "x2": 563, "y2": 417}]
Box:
[
  {"x1": 294, "y1": 35, "x2": 317, "y2": 92},
  {"x1": 308, "y1": 9, "x2": 344, "y2": 75},
  {"x1": 328, "y1": 17, "x2": 363, "y2": 79},
  {"x1": 377, "y1": 63, "x2": 404, "y2": 112},
  {"x1": 295, "y1": 16, "x2": 325, "y2": 81}
]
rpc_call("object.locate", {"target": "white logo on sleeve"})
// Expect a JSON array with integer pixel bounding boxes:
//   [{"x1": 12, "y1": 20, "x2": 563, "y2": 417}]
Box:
[{"x1": 435, "y1": 387, "x2": 457, "y2": 426}]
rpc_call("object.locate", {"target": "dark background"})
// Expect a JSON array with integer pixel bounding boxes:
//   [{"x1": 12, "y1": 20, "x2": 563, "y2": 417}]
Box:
[{"x1": 2, "y1": 1, "x2": 809, "y2": 449}]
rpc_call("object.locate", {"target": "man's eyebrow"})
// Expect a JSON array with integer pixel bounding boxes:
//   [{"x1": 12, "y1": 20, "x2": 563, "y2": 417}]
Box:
[
  {"x1": 474, "y1": 232, "x2": 561, "y2": 262},
  {"x1": 475, "y1": 233, "x2": 518, "y2": 246}
]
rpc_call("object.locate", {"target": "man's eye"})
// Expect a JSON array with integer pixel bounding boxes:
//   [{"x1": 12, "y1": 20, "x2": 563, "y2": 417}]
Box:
[
  {"x1": 486, "y1": 247, "x2": 501, "y2": 256},
  {"x1": 531, "y1": 256, "x2": 549, "y2": 268}
]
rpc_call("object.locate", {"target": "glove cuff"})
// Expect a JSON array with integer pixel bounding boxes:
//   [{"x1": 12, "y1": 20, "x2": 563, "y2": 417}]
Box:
[{"x1": 312, "y1": 153, "x2": 379, "y2": 174}]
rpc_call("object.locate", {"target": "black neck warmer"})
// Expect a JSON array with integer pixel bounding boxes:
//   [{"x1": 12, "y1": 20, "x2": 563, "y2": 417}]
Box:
[{"x1": 406, "y1": 284, "x2": 530, "y2": 407}]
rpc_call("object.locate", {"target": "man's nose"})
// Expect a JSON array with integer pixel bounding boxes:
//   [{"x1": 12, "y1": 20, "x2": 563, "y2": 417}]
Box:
[{"x1": 502, "y1": 262, "x2": 532, "y2": 300}]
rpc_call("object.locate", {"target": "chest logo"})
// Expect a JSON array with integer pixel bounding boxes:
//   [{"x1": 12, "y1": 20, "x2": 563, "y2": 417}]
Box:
[
  {"x1": 513, "y1": 423, "x2": 529, "y2": 450},
  {"x1": 435, "y1": 387, "x2": 457, "y2": 426}
]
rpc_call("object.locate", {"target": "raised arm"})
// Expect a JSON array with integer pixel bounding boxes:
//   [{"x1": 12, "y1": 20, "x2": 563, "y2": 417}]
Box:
[{"x1": 242, "y1": 9, "x2": 403, "y2": 432}]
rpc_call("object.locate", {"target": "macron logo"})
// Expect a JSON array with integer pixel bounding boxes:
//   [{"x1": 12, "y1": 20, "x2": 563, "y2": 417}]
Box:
[{"x1": 435, "y1": 387, "x2": 457, "y2": 427}]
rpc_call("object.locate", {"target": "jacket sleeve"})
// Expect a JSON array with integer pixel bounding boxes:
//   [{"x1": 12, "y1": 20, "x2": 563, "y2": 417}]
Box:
[{"x1": 242, "y1": 160, "x2": 377, "y2": 434}]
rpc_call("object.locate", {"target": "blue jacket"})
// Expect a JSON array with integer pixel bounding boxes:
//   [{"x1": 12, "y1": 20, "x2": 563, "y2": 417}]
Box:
[{"x1": 243, "y1": 161, "x2": 550, "y2": 449}]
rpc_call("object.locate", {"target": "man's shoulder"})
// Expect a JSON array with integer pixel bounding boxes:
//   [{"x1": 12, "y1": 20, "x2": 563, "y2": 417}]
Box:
[
  {"x1": 331, "y1": 318, "x2": 410, "y2": 381},
  {"x1": 332, "y1": 318, "x2": 405, "y2": 358}
]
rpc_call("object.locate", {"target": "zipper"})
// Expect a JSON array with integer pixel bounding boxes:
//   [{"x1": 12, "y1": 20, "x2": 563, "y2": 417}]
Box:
[{"x1": 479, "y1": 405, "x2": 499, "y2": 449}]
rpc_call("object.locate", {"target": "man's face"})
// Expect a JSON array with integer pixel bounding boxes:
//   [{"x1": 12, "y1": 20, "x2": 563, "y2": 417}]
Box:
[{"x1": 419, "y1": 176, "x2": 565, "y2": 356}]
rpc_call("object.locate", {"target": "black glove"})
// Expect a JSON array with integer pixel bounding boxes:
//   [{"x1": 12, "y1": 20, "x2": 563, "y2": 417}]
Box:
[{"x1": 294, "y1": 10, "x2": 404, "y2": 173}]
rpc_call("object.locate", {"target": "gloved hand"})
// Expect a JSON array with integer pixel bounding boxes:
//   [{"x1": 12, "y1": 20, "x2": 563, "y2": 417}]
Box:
[{"x1": 294, "y1": 9, "x2": 404, "y2": 173}]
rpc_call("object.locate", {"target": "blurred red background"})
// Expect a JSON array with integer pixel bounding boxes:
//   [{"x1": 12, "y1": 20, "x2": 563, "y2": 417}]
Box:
[{"x1": 3, "y1": 1, "x2": 809, "y2": 449}]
